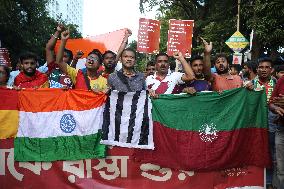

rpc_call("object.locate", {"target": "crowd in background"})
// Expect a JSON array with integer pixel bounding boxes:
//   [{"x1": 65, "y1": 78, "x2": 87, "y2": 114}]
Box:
[{"x1": 0, "y1": 24, "x2": 283, "y2": 189}]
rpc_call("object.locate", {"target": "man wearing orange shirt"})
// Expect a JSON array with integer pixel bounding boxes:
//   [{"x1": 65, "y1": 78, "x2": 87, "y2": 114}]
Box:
[{"x1": 211, "y1": 54, "x2": 243, "y2": 91}]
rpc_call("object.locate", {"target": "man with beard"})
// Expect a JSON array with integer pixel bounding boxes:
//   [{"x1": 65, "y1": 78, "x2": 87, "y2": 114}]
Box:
[
  {"x1": 108, "y1": 48, "x2": 145, "y2": 92},
  {"x1": 101, "y1": 29, "x2": 132, "y2": 79},
  {"x1": 180, "y1": 38, "x2": 213, "y2": 93},
  {"x1": 242, "y1": 60, "x2": 257, "y2": 83},
  {"x1": 56, "y1": 30, "x2": 107, "y2": 92},
  {"x1": 14, "y1": 52, "x2": 48, "y2": 88},
  {"x1": 182, "y1": 55, "x2": 212, "y2": 92},
  {"x1": 211, "y1": 54, "x2": 243, "y2": 91},
  {"x1": 146, "y1": 52, "x2": 195, "y2": 95}
]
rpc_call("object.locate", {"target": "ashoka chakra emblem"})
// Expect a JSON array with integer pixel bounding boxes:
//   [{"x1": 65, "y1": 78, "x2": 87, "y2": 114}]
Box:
[
  {"x1": 60, "y1": 114, "x2": 76, "y2": 133},
  {"x1": 199, "y1": 123, "x2": 218, "y2": 142}
]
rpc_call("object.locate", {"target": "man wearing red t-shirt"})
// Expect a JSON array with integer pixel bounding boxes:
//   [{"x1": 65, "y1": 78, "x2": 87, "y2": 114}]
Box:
[
  {"x1": 269, "y1": 75, "x2": 284, "y2": 189},
  {"x1": 14, "y1": 52, "x2": 48, "y2": 88}
]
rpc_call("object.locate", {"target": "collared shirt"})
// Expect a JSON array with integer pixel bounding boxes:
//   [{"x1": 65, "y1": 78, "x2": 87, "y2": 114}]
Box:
[
  {"x1": 212, "y1": 73, "x2": 243, "y2": 91},
  {"x1": 108, "y1": 69, "x2": 145, "y2": 92},
  {"x1": 146, "y1": 72, "x2": 184, "y2": 94}
]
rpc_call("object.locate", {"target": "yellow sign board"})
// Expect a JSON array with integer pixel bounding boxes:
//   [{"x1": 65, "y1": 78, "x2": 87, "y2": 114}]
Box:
[{"x1": 225, "y1": 31, "x2": 249, "y2": 52}]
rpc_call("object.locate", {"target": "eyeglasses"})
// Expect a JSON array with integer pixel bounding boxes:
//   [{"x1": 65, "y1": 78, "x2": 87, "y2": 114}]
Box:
[{"x1": 87, "y1": 56, "x2": 99, "y2": 62}]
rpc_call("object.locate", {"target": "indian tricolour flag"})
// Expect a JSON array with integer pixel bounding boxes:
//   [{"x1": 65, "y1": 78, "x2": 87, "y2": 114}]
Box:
[
  {"x1": 135, "y1": 88, "x2": 271, "y2": 171},
  {"x1": 14, "y1": 89, "x2": 107, "y2": 162}
]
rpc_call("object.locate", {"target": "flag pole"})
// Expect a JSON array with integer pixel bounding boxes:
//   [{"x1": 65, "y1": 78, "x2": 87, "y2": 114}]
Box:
[{"x1": 237, "y1": 0, "x2": 241, "y2": 31}]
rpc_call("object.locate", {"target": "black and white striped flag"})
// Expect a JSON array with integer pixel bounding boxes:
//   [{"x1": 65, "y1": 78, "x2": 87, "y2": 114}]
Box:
[{"x1": 101, "y1": 90, "x2": 154, "y2": 149}]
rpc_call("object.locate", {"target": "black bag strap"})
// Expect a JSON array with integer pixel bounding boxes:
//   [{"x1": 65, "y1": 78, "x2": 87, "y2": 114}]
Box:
[
  {"x1": 117, "y1": 71, "x2": 132, "y2": 91},
  {"x1": 82, "y1": 68, "x2": 91, "y2": 90}
]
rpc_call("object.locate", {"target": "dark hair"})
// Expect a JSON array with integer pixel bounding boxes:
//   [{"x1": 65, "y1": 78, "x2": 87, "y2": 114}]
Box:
[
  {"x1": 257, "y1": 57, "x2": 273, "y2": 67},
  {"x1": 0, "y1": 65, "x2": 10, "y2": 83},
  {"x1": 146, "y1": 61, "x2": 155, "y2": 67},
  {"x1": 274, "y1": 65, "x2": 284, "y2": 73},
  {"x1": 243, "y1": 60, "x2": 257, "y2": 74},
  {"x1": 189, "y1": 55, "x2": 203, "y2": 65},
  {"x1": 230, "y1": 64, "x2": 242, "y2": 73},
  {"x1": 155, "y1": 52, "x2": 169, "y2": 62},
  {"x1": 214, "y1": 53, "x2": 229, "y2": 64},
  {"x1": 121, "y1": 48, "x2": 136, "y2": 59},
  {"x1": 64, "y1": 48, "x2": 73, "y2": 61},
  {"x1": 88, "y1": 49, "x2": 103, "y2": 64},
  {"x1": 19, "y1": 52, "x2": 38, "y2": 63},
  {"x1": 103, "y1": 50, "x2": 116, "y2": 59}
]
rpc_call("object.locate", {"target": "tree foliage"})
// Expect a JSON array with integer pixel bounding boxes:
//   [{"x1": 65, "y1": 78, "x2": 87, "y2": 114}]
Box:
[
  {"x1": 0, "y1": 0, "x2": 82, "y2": 68},
  {"x1": 139, "y1": 0, "x2": 284, "y2": 60}
]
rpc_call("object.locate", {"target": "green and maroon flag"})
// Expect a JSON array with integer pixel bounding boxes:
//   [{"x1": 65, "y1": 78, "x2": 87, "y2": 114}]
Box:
[{"x1": 134, "y1": 88, "x2": 271, "y2": 171}]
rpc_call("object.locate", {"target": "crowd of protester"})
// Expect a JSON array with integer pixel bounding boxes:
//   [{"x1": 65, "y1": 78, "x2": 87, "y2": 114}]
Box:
[{"x1": 0, "y1": 24, "x2": 283, "y2": 189}]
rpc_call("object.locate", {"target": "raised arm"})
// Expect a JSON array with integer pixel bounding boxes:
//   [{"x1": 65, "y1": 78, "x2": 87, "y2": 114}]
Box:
[
  {"x1": 70, "y1": 50, "x2": 84, "y2": 68},
  {"x1": 173, "y1": 52, "x2": 196, "y2": 82},
  {"x1": 200, "y1": 37, "x2": 212, "y2": 80},
  {"x1": 55, "y1": 30, "x2": 70, "y2": 74},
  {"x1": 115, "y1": 28, "x2": 132, "y2": 62},
  {"x1": 46, "y1": 24, "x2": 65, "y2": 64}
]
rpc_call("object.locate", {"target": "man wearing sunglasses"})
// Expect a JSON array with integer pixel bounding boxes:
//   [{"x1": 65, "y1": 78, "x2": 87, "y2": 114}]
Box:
[{"x1": 56, "y1": 30, "x2": 107, "y2": 92}]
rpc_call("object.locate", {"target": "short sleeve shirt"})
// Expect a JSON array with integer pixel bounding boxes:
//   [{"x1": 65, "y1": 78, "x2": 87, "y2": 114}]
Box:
[
  {"x1": 48, "y1": 61, "x2": 73, "y2": 88},
  {"x1": 146, "y1": 72, "x2": 184, "y2": 94},
  {"x1": 66, "y1": 64, "x2": 107, "y2": 91},
  {"x1": 108, "y1": 70, "x2": 146, "y2": 92},
  {"x1": 212, "y1": 73, "x2": 243, "y2": 91}
]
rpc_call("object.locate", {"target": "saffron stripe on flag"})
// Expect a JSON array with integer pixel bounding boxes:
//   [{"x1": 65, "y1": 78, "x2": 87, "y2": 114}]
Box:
[
  {"x1": 15, "y1": 89, "x2": 107, "y2": 162},
  {"x1": 18, "y1": 89, "x2": 106, "y2": 112}
]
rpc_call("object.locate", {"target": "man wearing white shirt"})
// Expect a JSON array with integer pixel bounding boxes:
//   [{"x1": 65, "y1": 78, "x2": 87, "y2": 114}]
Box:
[{"x1": 147, "y1": 52, "x2": 195, "y2": 96}]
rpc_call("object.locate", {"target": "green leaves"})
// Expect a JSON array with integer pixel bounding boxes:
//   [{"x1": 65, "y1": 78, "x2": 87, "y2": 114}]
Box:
[
  {"x1": 140, "y1": 0, "x2": 284, "y2": 59},
  {"x1": 0, "y1": 0, "x2": 82, "y2": 67}
]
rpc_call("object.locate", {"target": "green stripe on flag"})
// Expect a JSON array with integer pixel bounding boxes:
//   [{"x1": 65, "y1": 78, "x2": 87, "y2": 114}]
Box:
[
  {"x1": 14, "y1": 132, "x2": 106, "y2": 162},
  {"x1": 152, "y1": 88, "x2": 267, "y2": 131}
]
